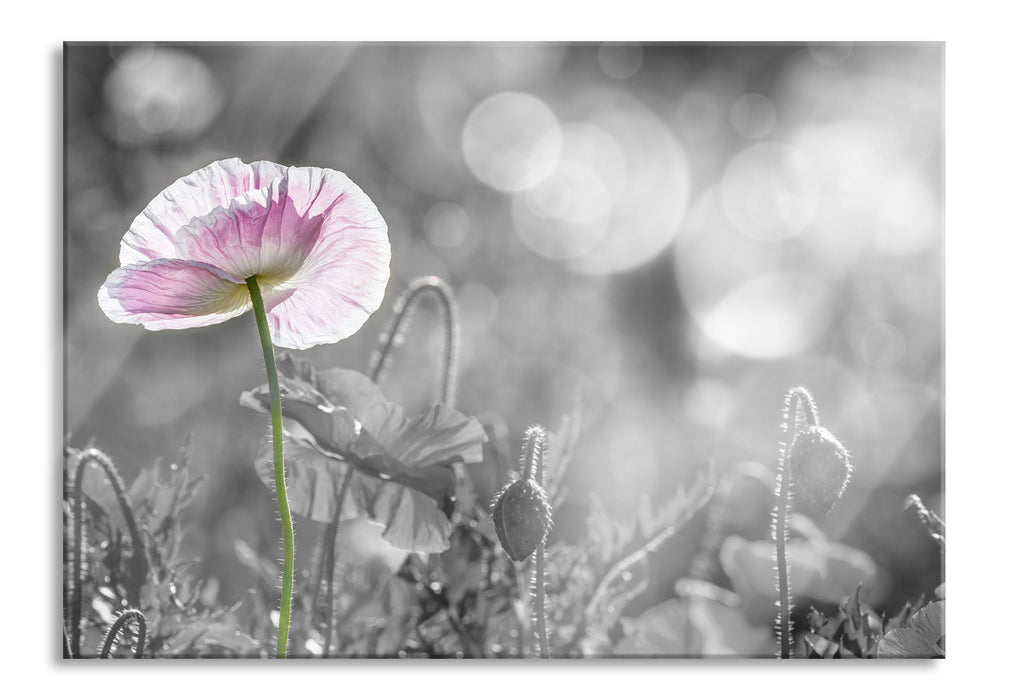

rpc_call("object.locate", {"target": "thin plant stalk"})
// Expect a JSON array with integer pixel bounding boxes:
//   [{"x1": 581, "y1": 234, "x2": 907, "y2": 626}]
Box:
[
  {"x1": 68, "y1": 447, "x2": 147, "y2": 658},
  {"x1": 318, "y1": 276, "x2": 460, "y2": 656},
  {"x1": 774, "y1": 387, "x2": 818, "y2": 659},
  {"x1": 524, "y1": 427, "x2": 550, "y2": 659},
  {"x1": 247, "y1": 275, "x2": 294, "y2": 659},
  {"x1": 368, "y1": 276, "x2": 459, "y2": 409},
  {"x1": 534, "y1": 545, "x2": 549, "y2": 658},
  {"x1": 319, "y1": 466, "x2": 354, "y2": 658},
  {"x1": 99, "y1": 609, "x2": 147, "y2": 659}
]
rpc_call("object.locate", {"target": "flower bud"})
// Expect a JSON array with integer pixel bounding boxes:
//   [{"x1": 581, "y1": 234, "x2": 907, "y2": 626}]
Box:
[
  {"x1": 789, "y1": 425, "x2": 853, "y2": 513},
  {"x1": 491, "y1": 478, "x2": 553, "y2": 562}
]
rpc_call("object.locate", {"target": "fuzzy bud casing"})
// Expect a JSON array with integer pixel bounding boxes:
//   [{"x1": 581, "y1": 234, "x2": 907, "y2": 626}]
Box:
[
  {"x1": 491, "y1": 478, "x2": 553, "y2": 562},
  {"x1": 789, "y1": 425, "x2": 852, "y2": 513}
]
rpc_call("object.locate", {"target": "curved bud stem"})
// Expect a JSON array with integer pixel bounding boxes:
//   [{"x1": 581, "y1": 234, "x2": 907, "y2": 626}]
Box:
[
  {"x1": 774, "y1": 386, "x2": 820, "y2": 659},
  {"x1": 367, "y1": 276, "x2": 460, "y2": 408},
  {"x1": 68, "y1": 447, "x2": 147, "y2": 659},
  {"x1": 99, "y1": 609, "x2": 147, "y2": 659}
]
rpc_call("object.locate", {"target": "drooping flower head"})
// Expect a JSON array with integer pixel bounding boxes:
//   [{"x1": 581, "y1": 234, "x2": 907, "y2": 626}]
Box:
[{"x1": 98, "y1": 158, "x2": 390, "y2": 349}]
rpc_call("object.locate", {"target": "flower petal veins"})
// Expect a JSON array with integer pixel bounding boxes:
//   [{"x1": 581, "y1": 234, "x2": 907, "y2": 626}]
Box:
[
  {"x1": 98, "y1": 258, "x2": 250, "y2": 330},
  {"x1": 99, "y1": 158, "x2": 390, "y2": 348},
  {"x1": 119, "y1": 159, "x2": 288, "y2": 265}
]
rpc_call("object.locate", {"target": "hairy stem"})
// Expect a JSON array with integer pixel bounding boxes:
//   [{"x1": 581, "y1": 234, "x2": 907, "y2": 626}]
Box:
[
  {"x1": 774, "y1": 386, "x2": 819, "y2": 659},
  {"x1": 320, "y1": 465, "x2": 355, "y2": 658},
  {"x1": 68, "y1": 447, "x2": 147, "y2": 658},
  {"x1": 99, "y1": 609, "x2": 147, "y2": 659},
  {"x1": 534, "y1": 548, "x2": 549, "y2": 658},
  {"x1": 247, "y1": 276, "x2": 293, "y2": 659},
  {"x1": 519, "y1": 425, "x2": 547, "y2": 482},
  {"x1": 533, "y1": 429, "x2": 549, "y2": 658},
  {"x1": 368, "y1": 276, "x2": 459, "y2": 408}
]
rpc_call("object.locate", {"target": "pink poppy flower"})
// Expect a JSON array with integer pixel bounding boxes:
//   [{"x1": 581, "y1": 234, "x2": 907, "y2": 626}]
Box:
[{"x1": 98, "y1": 158, "x2": 390, "y2": 349}]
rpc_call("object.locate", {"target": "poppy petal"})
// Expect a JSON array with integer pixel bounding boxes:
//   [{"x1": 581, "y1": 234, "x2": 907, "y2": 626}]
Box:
[
  {"x1": 172, "y1": 166, "x2": 376, "y2": 283},
  {"x1": 98, "y1": 258, "x2": 250, "y2": 330},
  {"x1": 119, "y1": 158, "x2": 288, "y2": 265},
  {"x1": 258, "y1": 171, "x2": 389, "y2": 349}
]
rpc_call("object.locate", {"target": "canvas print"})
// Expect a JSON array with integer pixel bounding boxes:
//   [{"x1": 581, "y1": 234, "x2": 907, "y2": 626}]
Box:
[{"x1": 63, "y1": 42, "x2": 943, "y2": 659}]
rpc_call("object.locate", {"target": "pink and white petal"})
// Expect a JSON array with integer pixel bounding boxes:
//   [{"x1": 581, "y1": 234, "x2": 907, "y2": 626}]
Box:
[
  {"x1": 253, "y1": 166, "x2": 361, "y2": 275},
  {"x1": 119, "y1": 158, "x2": 288, "y2": 265},
  {"x1": 172, "y1": 184, "x2": 295, "y2": 280},
  {"x1": 98, "y1": 258, "x2": 251, "y2": 330},
  {"x1": 286, "y1": 166, "x2": 388, "y2": 246},
  {"x1": 174, "y1": 165, "x2": 387, "y2": 285},
  {"x1": 261, "y1": 229, "x2": 390, "y2": 349}
]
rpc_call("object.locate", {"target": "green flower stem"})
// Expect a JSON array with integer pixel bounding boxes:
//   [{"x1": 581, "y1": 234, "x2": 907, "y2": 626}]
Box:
[{"x1": 247, "y1": 276, "x2": 293, "y2": 659}]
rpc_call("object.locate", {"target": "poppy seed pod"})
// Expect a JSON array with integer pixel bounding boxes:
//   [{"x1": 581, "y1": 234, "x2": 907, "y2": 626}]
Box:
[
  {"x1": 491, "y1": 478, "x2": 553, "y2": 562},
  {"x1": 789, "y1": 425, "x2": 853, "y2": 513}
]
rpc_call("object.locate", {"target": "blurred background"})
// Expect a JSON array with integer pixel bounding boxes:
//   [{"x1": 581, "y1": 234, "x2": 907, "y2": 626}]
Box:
[{"x1": 64, "y1": 42, "x2": 942, "y2": 626}]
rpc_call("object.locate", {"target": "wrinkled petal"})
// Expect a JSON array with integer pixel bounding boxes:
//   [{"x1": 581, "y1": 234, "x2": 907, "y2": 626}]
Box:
[
  {"x1": 98, "y1": 258, "x2": 250, "y2": 330},
  {"x1": 120, "y1": 158, "x2": 288, "y2": 265},
  {"x1": 173, "y1": 166, "x2": 362, "y2": 278},
  {"x1": 170, "y1": 165, "x2": 389, "y2": 349},
  {"x1": 104, "y1": 158, "x2": 390, "y2": 347},
  {"x1": 261, "y1": 219, "x2": 390, "y2": 349}
]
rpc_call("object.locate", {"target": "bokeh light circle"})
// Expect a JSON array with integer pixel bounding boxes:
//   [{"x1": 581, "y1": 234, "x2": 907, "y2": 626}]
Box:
[
  {"x1": 720, "y1": 142, "x2": 820, "y2": 241},
  {"x1": 858, "y1": 321, "x2": 907, "y2": 369},
  {"x1": 698, "y1": 272, "x2": 832, "y2": 359},
  {"x1": 103, "y1": 46, "x2": 223, "y2": 145},
  {"x1": 808, "y1": 42, "x2": 853, "y2": 67},
  {"x1": 597, "y1": 43, "x2": 644, "y2": 80},
  {"x1": 423, "y1": 201, "x2": 470, "y2": 249},
  {"x1": 513, "y1": 123, "x2": 625, "y2": 260},
  {"x1": 565, "y1": 94, "x2": 691, "y2": 275},
  {"x1": 462, "y1": 91, "x2": 562, "y2": 192},
  {"x1": 730, "y1": 93, "x2": 777, "y2": 140},
  {"x1": 674, "y1": 186, "x2": 832, "y2": 360}
]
